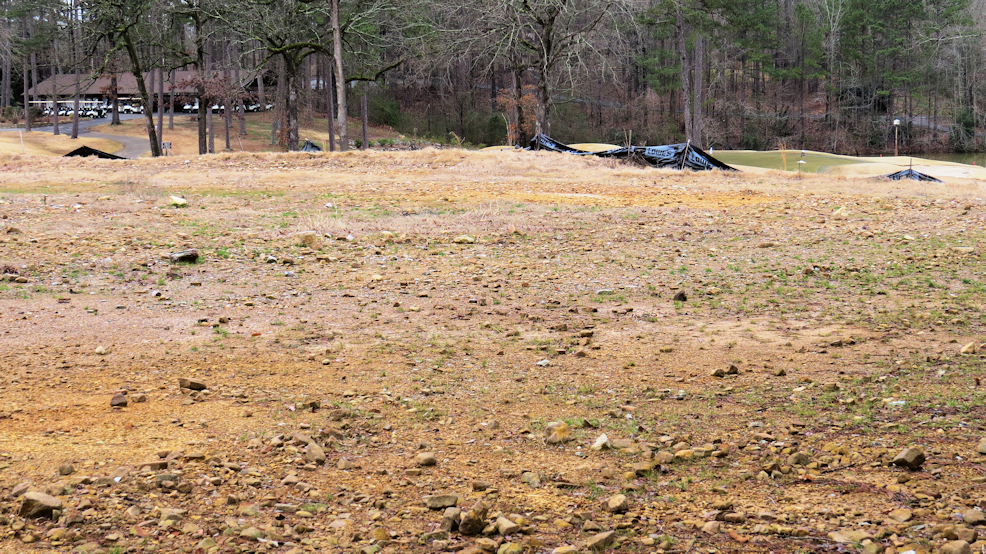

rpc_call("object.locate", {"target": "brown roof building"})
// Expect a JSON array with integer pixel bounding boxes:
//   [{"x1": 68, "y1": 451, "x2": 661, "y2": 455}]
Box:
[{"x1": 28, "y1": 70, "x2": 253, "y2": 101}]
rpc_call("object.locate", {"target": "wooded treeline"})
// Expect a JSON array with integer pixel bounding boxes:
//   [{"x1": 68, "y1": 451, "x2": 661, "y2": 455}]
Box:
[{"x1": 2, "y1": 0, "x2": 985, "y2": 155}]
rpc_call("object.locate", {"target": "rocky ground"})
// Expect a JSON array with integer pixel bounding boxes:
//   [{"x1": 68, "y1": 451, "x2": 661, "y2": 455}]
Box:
[{"x1": 0, "y1": 149, "x2": 984, "y2": 554}]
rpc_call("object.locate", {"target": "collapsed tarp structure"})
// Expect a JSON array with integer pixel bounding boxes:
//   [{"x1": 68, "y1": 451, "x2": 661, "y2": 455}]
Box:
[
  {"x1": 63, "y1": 145, "x2": 126, "y2": 160},
  {"x1": 881, "y1": 168, "x2": 943, "y2": 183},
  {"x1": 528, "y1": 134, "x2": 737, "y2": 171},
  {"x1": 300, "y1": 139, "x2": 323, "y2": 153}
]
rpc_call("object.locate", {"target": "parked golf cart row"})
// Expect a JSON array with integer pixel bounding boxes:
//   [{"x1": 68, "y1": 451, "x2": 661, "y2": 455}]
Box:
[
  {"x1": 179, "y1": 102, "x2": 274, "y2": 113},
  {"x1": 42, "y1": 106, "x2": 109, "y2": 118},
  {"x1": 36, "y1": 99, "x2": 275, "y2": 119}
]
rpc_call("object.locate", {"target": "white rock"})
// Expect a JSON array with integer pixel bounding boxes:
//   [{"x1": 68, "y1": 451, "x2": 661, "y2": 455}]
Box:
[{"x1": 591, "y1": 434, "x2": 612, "y2": 451}]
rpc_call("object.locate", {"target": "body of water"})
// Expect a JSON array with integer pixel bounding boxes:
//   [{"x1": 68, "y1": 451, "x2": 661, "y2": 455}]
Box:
[{"x1": 915, "y1": 152, "x2": 986, "y2": 166}]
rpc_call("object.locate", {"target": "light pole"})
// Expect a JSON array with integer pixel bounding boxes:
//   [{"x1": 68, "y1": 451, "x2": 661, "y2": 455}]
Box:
[{"x1": 893, "y1": 119, "x2": 900, "y2": 157}]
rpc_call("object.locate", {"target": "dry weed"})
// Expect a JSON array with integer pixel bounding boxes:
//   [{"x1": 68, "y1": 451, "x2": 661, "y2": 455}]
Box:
[{"x1": 296, "y1": 199, "x2": 567, "y2": 241}]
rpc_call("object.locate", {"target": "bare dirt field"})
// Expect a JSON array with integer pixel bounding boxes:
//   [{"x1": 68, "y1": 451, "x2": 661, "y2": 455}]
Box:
[{"x1": 0, "y1": 149, "x2": 984, "y2": 554}]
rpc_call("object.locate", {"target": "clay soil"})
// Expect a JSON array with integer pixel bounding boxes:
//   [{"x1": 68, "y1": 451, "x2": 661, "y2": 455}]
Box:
[{"x1": 0, "y1": 149, "x2": 984, "y2": 554}]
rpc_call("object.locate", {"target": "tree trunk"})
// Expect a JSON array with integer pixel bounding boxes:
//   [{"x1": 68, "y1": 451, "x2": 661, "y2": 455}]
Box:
[
  {"x1": 30, "y1": 55, "x2": 38, "y2": 104},
  {"x1": 361, "y1": 89, "x2": 368, "y2": 149},
  {"x1": 194, "y1": 7, "x2": 207, "y2": 153},
  {"x1": 235, "y1": 67, "x2": 245, "y2": 135},
  {"x1": 692, "y1": 33, "x2": 704, "y2": 148},
  {"x1": 169, "y1": 70, "x2": 175, "y2": 131},
  {"x1": 507, "y1": 68, "x2": 519, "y2": 146},
  {"x1": 120, "y1": 28, "x2": 161, "y2": 157},
  {"x1": 537, "y1": 78, "x2": 550, "y2": 137},
  {"x1": 148, "y1": 60, "x2": 154, "y2": 115},
  {"x1": 71, "y1": 0, "x2": 80, "y2": 140},
  {"x1": 224, "y1": 104, "x2": 231, "y2": 150},
  {"x1": 275, "y1": 58, "x2": 286, "y2": 147},
  {"x1": 286, "y1": 67, "x2": 299, "y2": 151},
  {"x1": 110, "y1": 75, "x2": 120, "y2": 125},
  {"x1": 332, "y1": 0, "x2": 348, "y2": 152},
  {"x1": 52, "y1": 88, "x2": 60, "y2": 135},
  {"x1": 197, "y1": 83, "x2": 207, "y2": 154},
  {"x1": 22, "y1": 63, "x2": 30, "y2": 132},
  {"x1": 207, "y1": 105, "x2": 214, "y2": 153},
  {"x1": 224, "y1": 67, "x2": 231, "y2": 150},
  {"x1": 1, "y1": 14, "x2": 10, "y2": 108},
  {"x1": 327, "y1": 56, "x2": 335, "y2": 151},
  {"x1": 157, "y1": 67, "x2": 165, "y2": 152},
  {"x1": 2, "y1": 51, "x2": 10, "y2": 108},
  {"x1": 676, "y1": 8, "x2": 692, "y2": 142},
  {"x1": 257, "y1": 75, "x2": 265, "y2": 110}
]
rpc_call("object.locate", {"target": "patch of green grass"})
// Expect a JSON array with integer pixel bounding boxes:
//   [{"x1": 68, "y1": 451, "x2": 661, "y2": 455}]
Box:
[{"x1": 713, "y1": 150, "x2": 864, "y2": 173}]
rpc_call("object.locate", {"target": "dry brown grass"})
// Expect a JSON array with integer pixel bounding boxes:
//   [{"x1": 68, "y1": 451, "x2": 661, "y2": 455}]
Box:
[
  {"x1": 295, "y1": 199, "x2": 569, "y2": 241},
  {"x1": 90, "y1": 112, "x2": 401, "y2": 156},
  {"x1": 0, "y1": 147, "x2": 982, "y2": 209},
  {"x1": 0, "y1": 130, "x2": 122, "y2": 156}
]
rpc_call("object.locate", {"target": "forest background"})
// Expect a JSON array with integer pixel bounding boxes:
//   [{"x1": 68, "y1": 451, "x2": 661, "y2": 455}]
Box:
[{"x1": 2, "y1": 0, "x2": 985, "y2": 155}]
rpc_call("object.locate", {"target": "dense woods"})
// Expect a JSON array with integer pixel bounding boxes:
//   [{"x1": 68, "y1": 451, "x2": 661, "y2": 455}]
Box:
[{"x1": 2, "y1": 0, "x2": 985, "y2": 154}]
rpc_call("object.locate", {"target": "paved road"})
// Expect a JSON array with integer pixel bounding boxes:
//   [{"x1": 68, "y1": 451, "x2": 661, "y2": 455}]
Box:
[
  {"x1": 1, "y1": 113, "x2": 150, "y2": 159},
  {"x1": 84, "y1": 129, "x2": 152, "y2": 159}
]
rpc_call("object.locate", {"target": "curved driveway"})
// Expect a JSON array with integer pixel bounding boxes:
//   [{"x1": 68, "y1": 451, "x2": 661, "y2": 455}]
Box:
[{"x1": 1, "y1": 113, "x2": 150, "y2": 159}]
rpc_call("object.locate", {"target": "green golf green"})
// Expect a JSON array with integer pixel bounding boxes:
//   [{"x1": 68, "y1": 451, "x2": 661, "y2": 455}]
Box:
[{"x1": 712, "y1": 150, "x2": 865, "y2": 173}]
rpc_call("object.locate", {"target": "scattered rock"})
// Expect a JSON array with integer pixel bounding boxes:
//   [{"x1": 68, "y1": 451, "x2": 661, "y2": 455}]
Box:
[
  {"x1": 585, "y1": 530, "x2": 615, "y2": 551},
  {"x1": 304, "y1": 442, "x2": 326, "y2": 464},
  {"x1": 964, "y1": 509, "x2": 986, "y2": 526},
  {"x1": 423, "y1": 493, "x2": 459, "y2": 510},
  {"x1": 440, "y1": 507, "x2": 461, "y2": 532},
  {"x1": 942, "y1": 540, "x2": 972, "y2": 554},
  {"x1": 888, "y1": 508, "x2": 912, "y2": 523},
  {"x1": 110, "y1": 392, "x2": 128, "y2": 407},
  {"x1": 520, "y1": 472, "x2": 542, "y2": 488},
  {"x1": 169, "y1": 196, "x2": 188, "y2": 207},
  {"x1": 545, "y1": 421, "x2": 572, "y2": 443},
  {"x1": 591, "y1": 434, "x2": 612, "y2": 451},
  {"x1": 702, "y1": 521, "x2": 722, "y2": 534},
  {"x1": 415, "y1": 452, "x2": 438, "y2": 466},
  {"x1": 828, "y1": 530, "x2": 873, "y2": 543},
  {"x1": 496, "y1": 515, "x2": 520, "y2": 535},
  {"x1": 892, "y1": 447, "x2": 925, "y2": 470},
  {"x1": 294, "y1": 231, "x2": 320, "y2": 248},
  {"x1": 459, "y1": 501, "x2": 489, "y2": 535},
  {"x1": 673, "y1": 291, "x2": 687, "y2": 302},
  {"x1": 961, "y1": 342, "x2": 979, "y2": 355},
  {"x1": 178, "y1": 378, "x2": 207, "y2": 391},
  {"x1": 168, "y1": 249, "x2": 199, "y2": 263},
  {"x1": 336, "y1": 458, "x2": 355, "y2": 470},
  {"x1": 787, "y1": 452, "x2": 810, "y2": 466},
  {"x1": 19, "y1": 492, "x2": 62, "y2": 519},
  {"x1": 453, "y1": 235, "x2": 476, "y2": 244},
  {"x1": 498, "y1": 543, "x2": 523, "y2": 554},
  {"x1": 240, "y1": 526, "x2": 264, "y2": 540},
  {"x1": 604, "y1": 494, "x2": 628, "y2": 514}
]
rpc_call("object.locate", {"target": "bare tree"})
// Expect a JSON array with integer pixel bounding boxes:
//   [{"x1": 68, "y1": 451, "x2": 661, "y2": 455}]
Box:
[
  {"x1": 446, "y1": 0, "x2": 639, "y2": 138},
  {"x1": 331, "y1": 0, "x2": 346, "y2": 151},
  {"x1": 87, "y1": 0, "x2": 162, "y2": 156}
]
